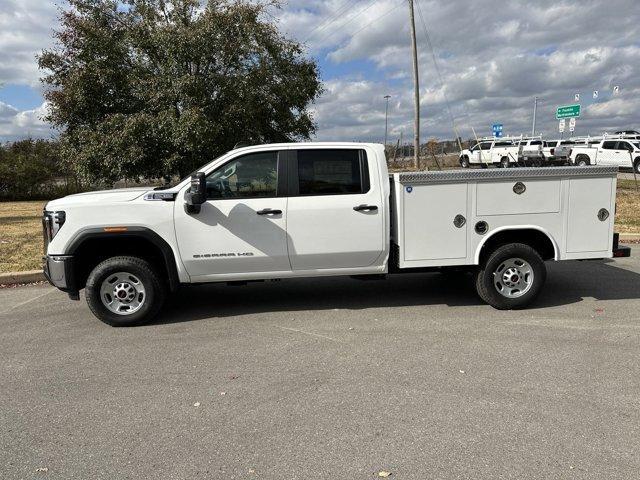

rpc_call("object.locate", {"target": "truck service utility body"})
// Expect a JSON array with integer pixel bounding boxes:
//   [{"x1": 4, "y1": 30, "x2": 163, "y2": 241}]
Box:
[{"x1": 42, "y1": 142, "x2": 630, "y2": 325}]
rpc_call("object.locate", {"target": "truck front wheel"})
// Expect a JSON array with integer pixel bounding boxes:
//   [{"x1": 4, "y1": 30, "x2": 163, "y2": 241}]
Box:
[
  {"x1": 475, "y1": 243, "x2": 546, "y2": 310},
  {"x1": 460, "y1": 156, "x2": 469, "y2": 168},
  {"x1": 85, "y1": 256, "x2": 166, "y2": 327},
  {"x1": 634, "y1": 157, "x2": 640, "y2": 174}
]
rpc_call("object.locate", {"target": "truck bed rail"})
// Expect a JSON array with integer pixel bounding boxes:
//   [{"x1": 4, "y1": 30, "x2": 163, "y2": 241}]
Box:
[{"x1": 396, "y1": 165, "x2": 618, "y2": 185}]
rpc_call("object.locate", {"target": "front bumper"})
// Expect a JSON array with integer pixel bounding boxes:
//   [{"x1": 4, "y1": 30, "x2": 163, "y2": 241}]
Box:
[{"x1": 43, "y1": 255, "x2": 79, "y2": 298}]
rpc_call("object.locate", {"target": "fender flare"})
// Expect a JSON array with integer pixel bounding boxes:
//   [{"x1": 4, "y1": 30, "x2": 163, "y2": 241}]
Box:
[
  {"x1": 474, "y1": 225, "x2": 560, "y2": 265},
  {"x1": 66, "y1": 226, "x2": 181, "y2": 292}
]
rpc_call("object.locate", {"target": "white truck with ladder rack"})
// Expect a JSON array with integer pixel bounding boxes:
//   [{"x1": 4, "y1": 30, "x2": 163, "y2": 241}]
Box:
[
  {"x1": 459, "y1": 136, "x2": 521, "y2": 168},
  {"x1": 42, "y1": 142, "x2": 630, "y2": 326},
  {"x1": 569, "y1": 134, "x2": 640, "y2": 173}
]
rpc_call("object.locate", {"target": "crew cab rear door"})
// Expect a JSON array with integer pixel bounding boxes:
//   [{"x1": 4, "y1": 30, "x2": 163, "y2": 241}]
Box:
[
  {"x1": 597, "y1": 140, "x2": 622, "y2": 165},
  {"x1": 285, "y1": 147, "x2": 385, "y2": 271}
]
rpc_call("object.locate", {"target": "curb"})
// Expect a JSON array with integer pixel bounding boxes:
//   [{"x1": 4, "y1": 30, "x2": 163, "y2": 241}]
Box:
[
  {"x1": 0, "y1": 270, "x2": 46, "y2": 286},
  {"x1": 620, "y1": 234, "x2": 640, "y2": 242}
]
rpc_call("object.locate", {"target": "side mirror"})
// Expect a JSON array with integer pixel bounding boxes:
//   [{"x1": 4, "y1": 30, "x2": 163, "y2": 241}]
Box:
[{"x1": 185, "y1": 172, "x2": 206, "y2": 214}]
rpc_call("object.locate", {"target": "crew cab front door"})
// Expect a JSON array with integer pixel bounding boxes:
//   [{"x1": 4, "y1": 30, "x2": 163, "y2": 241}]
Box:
[
  {"x1": 285, "y1": 148, "x2": 385, "y2": 271},
  {"x1": 174, "y1": 151, "x2": 290, "y2": 279}
]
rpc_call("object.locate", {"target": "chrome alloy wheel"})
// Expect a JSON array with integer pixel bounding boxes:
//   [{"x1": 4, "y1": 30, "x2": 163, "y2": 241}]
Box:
[
  {"x1": 493, "y1": 258, "x2": 534, "y2": 299},
  {"x1": 100, "y1": 272, "x2": 146, "y2": 315}
]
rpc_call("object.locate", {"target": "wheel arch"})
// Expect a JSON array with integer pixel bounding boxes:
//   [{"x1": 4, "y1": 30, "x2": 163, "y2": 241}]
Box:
[
  {"x1": 474, "y1": 226, "x2": 559, "y2": 265},
  {"x1": 66, "y1": 227, "x2": 181, "y2": 292}
]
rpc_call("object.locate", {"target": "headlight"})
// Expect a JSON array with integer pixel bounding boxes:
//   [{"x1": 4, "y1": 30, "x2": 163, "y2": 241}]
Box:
[{"x1": 43, "y1": 210, "x2": 66, "y2": 243}]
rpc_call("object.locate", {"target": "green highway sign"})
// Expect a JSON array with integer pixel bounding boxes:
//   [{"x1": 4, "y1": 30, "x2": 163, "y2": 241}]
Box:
[{"x1": 556, "y1": 104, "x2": 581, "y2": 119}]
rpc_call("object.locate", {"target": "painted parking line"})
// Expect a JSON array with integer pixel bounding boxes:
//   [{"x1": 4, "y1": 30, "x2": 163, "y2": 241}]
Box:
[{"x1": 0, "y1": 287, "x2": 57, "y2": 315}]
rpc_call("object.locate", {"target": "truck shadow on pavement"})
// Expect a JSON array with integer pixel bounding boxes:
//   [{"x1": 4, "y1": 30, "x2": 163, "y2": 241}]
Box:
[{"x1": 155, "y1": 256, "x2": 640, "y2": 325}]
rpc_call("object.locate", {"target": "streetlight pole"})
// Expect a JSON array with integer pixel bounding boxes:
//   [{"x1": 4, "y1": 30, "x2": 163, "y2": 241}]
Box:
[
  {"x1": 383, "y1": 95, "x2": 391, "y2": 146},
  {"x1": 531, "y1": 96, "x2": 538, "y2": 137}
]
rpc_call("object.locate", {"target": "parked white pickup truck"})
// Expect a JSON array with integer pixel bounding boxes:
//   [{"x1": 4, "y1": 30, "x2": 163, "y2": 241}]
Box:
[
  {"x1": 459, "y1": 139, "x2": 519, "y2": 168},
  {"x1": 43, "y1": 143, "x2": 629, "y2": 326},
  {"x1": 570, "y1": 138, "x2": 640, "y2": 173}
]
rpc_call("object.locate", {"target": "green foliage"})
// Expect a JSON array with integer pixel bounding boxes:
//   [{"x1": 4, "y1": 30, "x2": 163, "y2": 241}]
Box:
[
  {"x1": 38, "y1": 0, "x2": 323, "y2": 184},
  {"x1": 0, "y1": 139, "x2": 81, "y2": 200}
]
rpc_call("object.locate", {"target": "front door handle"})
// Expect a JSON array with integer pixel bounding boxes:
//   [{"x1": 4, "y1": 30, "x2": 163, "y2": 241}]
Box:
[
  {"x1": 353, "y1": 204, "x2": 378, "y2": 212},
  {"x1": 256, "y1": 208, "x2": 282, "y2": 216}
]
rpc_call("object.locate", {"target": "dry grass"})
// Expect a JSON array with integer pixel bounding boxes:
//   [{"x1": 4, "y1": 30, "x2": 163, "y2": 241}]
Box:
[
  {"x1": 1, "y1": 178, "x2": 639, "y2": 273},
  {"x1": 615, "y1": 180, "x2": 640, "y2": 234},
  {"x1": 0, "y1": 201, "x2": 46, "y2": 273}
]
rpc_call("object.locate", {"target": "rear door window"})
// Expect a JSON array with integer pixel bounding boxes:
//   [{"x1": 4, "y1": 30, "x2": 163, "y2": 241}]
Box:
[{"x1": 295, "y1": 149, "x2": 368, "y2": 196}]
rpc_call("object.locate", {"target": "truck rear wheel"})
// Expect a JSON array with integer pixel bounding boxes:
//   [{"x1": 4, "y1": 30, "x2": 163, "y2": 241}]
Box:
[
  {"x1": 575, "y1": 155, "x2": 590, "y2": 166},
  {"x1": 475, "y1": 243, "x2": 546, "y2": 310},
  {"x1": 634, "y1": 157, "x2": 640, "y2": 174},
  {"x1": 85, "y1": 256, "x2": 166, "y2": 327},
  {"x1": 460, "y1": 156, "x2": 469, "y2": 168},
  {"x1": 500, "y1": 157, "x2": 510, "y2": 168}
]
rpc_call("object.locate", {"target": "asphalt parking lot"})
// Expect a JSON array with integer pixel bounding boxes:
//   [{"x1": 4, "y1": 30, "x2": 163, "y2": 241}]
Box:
[{"x1": 2, "y1": 248, "x2": 640, "y2": 480}]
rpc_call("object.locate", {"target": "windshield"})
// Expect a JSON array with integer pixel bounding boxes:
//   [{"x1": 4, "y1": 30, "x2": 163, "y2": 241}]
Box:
[{"x1": 154, "y1": 154, "x2": 226, "y2": 190}]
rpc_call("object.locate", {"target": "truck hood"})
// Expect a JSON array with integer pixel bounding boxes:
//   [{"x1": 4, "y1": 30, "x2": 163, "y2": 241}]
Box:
[{"x1": 46, "y1": 187, "x2": 151, "y2": 210}]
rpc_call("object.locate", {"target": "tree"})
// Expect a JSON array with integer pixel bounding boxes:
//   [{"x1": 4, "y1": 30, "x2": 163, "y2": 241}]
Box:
[
  {"x1": 0, "y1": 139, "x2": 68, "y2": 200},
  {"x1": 38, "y1": 0, "x2": 322, "y2": 184}
]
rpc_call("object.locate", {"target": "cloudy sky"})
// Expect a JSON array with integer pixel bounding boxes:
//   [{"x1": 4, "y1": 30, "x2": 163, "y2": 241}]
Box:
[{"x1": 1, "y1": 0, "x2": 639, "y2": 143}]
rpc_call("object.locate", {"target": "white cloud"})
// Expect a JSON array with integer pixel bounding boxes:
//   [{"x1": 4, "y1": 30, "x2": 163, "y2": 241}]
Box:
[
  {"x1": 282, "y1": 0, "x2": 640, "y2": 141},
  {"x1": 0, "y1": 101, "x2": 53, "y2": 141},
  {"x1": 0, "y1": 0, "x2": 61, "y2": 87},
  {"x1": 1, "y1": 0, "x2": 639, "y2": 142}
]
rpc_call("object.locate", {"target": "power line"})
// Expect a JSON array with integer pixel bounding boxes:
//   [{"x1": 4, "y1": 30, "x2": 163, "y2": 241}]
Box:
[
  {"x1": 309, "y1": 0, "x2": 386, "y2": 45},
  {"x1": 332, "y1": 0, "x2": 404, "y2": 42},
  {"x1": 302, "y1": 0, "x2": 364, "y2": 43},
  {"x1": 414, "y1": 0, "x2": 463, "y2": 149}
]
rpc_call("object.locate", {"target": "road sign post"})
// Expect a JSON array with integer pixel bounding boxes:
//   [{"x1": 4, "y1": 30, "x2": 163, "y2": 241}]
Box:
[
  {"x1": 556, "y1": 104, "x2": 581, "y2": 119},
  {"x1": 569, "y1": 117, "x2": 576, "y2": 133},
  {"x1": 559, "y1": 119, "x2": 566, "y2": 133}
]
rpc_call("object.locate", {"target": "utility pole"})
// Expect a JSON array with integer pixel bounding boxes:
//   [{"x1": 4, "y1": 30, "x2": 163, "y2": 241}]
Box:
[
  {"x1": 408, "y1": 0, "x2": 420, "y2": 169},
  {"x1": 383, "y1": 94, "x2": 391, "y2": 146},
  {"x1": 531, "y1": 96, "x2": 538, "y2": 136}
]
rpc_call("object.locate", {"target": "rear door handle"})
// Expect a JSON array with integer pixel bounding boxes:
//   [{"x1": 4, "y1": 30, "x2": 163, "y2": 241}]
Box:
[
  {"x1": 256, "y1": 208, "x2": 282, "y2": 216},
  {"x1": 353, "y1": 204, "x2": 378, "y2": 212}
]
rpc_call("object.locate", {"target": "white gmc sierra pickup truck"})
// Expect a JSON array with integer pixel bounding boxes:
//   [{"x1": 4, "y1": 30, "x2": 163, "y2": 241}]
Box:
[{"x1": 43, "y1": 142, "x2": 630, "y2": 326}]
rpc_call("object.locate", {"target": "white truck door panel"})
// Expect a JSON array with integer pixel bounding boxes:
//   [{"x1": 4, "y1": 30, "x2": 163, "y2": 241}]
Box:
[
  {"x1": 476, "y1": 180, "x2": 560, "y2": 216},
  {"x1": 173, "y1": 151, "x2": 291, "y2": 277},
  {"x1": 286, "y1": 148, "x2": 384, "y2": 270},
  {"x1": 403, "y1": 183, "x2": 468, "y2": 261},
  {"x1": 566, "y1": 178, "x2": 613, "y2": 253},
  {"x1": 175, "y1": 199, "x2": 289, "y2": 276}
]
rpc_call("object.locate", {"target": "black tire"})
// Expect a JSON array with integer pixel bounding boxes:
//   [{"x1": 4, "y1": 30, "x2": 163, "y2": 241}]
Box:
[
  {"x1": 85, "y1": 256, "x2": 166, "y2": 327},
  {"x1": 475, "y1": 243, "x2": 546, "y2": 310},
  {"x1": 575, "y1": 155, "x2": 590, "y2": 166},
  {"x1": 460, "y1": 156, "x2": 470, "y2": 168},
  {"x1": 500, "y1": 157, "x2": 510, "y2": 168},
  {"x1": 634, "y1": 157, "x2": 640, "y2": 175}
]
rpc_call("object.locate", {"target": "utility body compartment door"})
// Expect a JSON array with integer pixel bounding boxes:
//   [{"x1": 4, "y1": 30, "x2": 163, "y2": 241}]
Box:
[
  {"x1": 400, "y1": 182, "x2": 469, "y2": 264},
  {"x1": 565, "y1": 177, "x2": 615, "y2": 256},
  {"x1": 285, "y1": 148, "x2": 385, "y2": 271}
]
